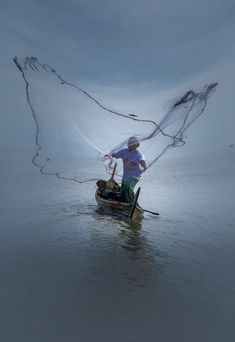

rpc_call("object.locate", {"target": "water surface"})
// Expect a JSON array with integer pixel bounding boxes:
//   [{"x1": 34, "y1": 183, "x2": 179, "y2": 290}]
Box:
[{"x1": 1, "y1": 152, "x2": 235, "y2": 342}]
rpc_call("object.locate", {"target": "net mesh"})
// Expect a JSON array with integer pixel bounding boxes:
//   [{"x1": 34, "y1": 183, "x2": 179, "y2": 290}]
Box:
[{"x1": 14, "y1": 56, "x2": 218, "y2": 182}]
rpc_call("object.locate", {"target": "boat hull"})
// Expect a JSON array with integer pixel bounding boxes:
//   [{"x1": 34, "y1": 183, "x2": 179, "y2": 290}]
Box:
[{"x1": 95, "y1": 190, "x2": 144, "y2": 220}]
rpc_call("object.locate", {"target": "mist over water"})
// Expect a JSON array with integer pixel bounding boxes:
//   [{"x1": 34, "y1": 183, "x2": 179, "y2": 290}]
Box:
[{"x1": 1, "y1": 149, "x2": 235, "y2": 342}]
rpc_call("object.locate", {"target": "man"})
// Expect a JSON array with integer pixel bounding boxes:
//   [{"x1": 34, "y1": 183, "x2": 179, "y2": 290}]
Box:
[{"x1": 108, "y1": 136, "x2": 146, "y2": 203}]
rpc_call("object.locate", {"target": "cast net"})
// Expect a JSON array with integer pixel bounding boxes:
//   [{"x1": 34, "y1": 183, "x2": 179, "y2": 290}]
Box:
[{"x1": 14, "y1": 56, "x2": 218, "y2": 182}]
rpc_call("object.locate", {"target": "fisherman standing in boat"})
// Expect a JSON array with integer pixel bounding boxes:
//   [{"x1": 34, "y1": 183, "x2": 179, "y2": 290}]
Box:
[{"x1": 106, "y1": 136, "x2": 146, "y2": 203}]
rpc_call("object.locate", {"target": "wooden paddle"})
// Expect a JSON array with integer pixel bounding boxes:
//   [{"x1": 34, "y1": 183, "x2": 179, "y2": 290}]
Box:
[
  {"x1": 142, "y1": 208, "x2": 159, "y2": 216},
  {"x1": 109, "y1": 162, "x2": 117, "y2": 181},
  {"x1": 129, "y1": 187, "x2": 141, "y2": 220}
]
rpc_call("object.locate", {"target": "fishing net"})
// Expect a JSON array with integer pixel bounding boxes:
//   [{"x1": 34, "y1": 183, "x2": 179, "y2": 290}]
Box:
[{"x1": 14, "y1": 56, "x2": 218, "y2": 183}]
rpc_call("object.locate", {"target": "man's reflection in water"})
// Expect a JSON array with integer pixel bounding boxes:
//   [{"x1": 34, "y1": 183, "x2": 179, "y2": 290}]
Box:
[
  {"x1": 93, "y1": 208, "x2": 165, "y2": 292},
  {"x1": 118, "y1": 220, "x2": 164, "y2": 292}
]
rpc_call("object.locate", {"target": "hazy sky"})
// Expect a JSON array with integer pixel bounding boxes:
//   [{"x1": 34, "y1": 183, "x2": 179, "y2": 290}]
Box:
[{"x1": 1, "y1": 0, "x2": 235, "y2": 162}]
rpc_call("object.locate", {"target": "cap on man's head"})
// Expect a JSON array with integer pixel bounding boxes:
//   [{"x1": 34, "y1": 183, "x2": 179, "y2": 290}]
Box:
[{"x1": 127, "y1": 136, "x2": 140, "y2": 147}]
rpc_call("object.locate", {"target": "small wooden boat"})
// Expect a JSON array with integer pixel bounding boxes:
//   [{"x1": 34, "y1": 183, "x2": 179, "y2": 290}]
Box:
[
  {"x1": 95, "y1": 163, "x2": 144, "y2": 221},
  {"x1": 95, "y1": 188, "x2": 144, "y2": 221}
]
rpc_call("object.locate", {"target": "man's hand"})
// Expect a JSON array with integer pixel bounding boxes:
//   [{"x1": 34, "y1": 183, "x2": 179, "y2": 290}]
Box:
[
  {"x1": 140, "y1": 159, "x2": 147, "y2": 172},
  {"x1": 104, "y1": 153, "x2": 117, "y2": 159}
]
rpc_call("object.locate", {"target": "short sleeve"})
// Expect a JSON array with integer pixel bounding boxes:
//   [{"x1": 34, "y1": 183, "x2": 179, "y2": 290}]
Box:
[{"x1": 113, "y1": 149, "x2": 124, "y2": 159}]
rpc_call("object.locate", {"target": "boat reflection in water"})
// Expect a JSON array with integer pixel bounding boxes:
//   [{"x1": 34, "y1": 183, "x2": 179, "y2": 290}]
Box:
[{"x1": 93, "y1": 206, "x2": 164, "y2": 292}]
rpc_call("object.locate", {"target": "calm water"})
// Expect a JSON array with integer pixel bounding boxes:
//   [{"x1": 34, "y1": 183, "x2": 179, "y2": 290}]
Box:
[{"x1": 1, "y1": 151, "x2": 235, "y2": 342}]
